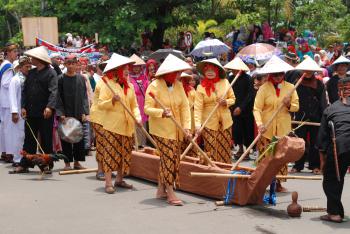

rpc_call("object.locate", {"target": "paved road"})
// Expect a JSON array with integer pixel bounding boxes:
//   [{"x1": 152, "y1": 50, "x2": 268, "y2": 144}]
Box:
[{"x1": 0, "y1": 155, "x2": 349, "y2": 234}]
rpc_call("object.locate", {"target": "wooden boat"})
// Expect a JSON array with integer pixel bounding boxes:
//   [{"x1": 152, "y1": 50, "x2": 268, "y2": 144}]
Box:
[{"x1": 130, "y1": 136, "x2": 305, "y2": 205}]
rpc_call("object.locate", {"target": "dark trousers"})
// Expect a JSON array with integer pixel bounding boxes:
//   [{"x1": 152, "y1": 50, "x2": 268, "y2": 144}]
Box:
[
  {"x1": 23, "y1": 116, "x2": 53, "y2": 154},
  {"x1": 232, "y1": 113, "x2": 254, "y2": 147},
  {"x1": 61, "y1": 138, "x2": 85, "y2": 163},
  {"x1": 323, "y1": 151, "x2": 350, "y2": 218},
  {"x1": 294, "y1": 125, "x2": 320, "y2": 170}
]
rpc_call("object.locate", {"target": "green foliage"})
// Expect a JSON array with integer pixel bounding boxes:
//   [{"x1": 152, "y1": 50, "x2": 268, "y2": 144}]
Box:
[
  {"x1": 294, "y1": 0, "x2": 348, "y2": 45},
  {"x1": 0, "y1": 0, "x2": 349, "y2": 49}
]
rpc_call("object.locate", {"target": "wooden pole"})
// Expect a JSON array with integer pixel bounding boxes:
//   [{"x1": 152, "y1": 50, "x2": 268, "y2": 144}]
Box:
[
  {"x1": 190, "y1": 172, "x2": 322, "y2": 180},
  {"x1": 230, "y1": 73, "x2": 306, "y2": 171},
  {"x1": 184, "y1": 156, "x2": 255, "y2": 172},
  {"x1": 149, "y1": 92, "x2": 216, "y2": 167},
  {"x1": 291, "y1": 121, "x2": 320, "y2": 127},
  {"x1": 302, "y1": 206, "x2": 327, "y2": 212},
  {"x1": 59, "y1": 168, "x2": 98, "y2": 175},
  {"x1": 101, "y1": 77, "x2": 159, "y2": 150},
  {"x1": 180, "y1": 70, "x2": 242, "y2": 160}
]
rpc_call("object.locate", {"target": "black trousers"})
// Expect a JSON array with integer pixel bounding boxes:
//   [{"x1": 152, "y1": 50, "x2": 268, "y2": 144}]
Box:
[
  {"x1": 232, "y1": 113, "x2": 254, "y2": 147},
  {"x1": 61, "y1": 138, "x2": 85, "y2": 163},
  {"x1": 23, "y1": 116, "x2": 53, "y2": 154},
  {"x1": 293, "y1": 125, "x2": 320, "y2": 170},
  {"x1": 323, "y1": 151, "x2": 350, "y2": 218}
]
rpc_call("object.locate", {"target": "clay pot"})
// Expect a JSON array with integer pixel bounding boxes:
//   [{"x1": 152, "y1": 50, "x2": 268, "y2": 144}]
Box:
[{"x1": 287, "y1": 191, "x2": 302, "y2": 217}]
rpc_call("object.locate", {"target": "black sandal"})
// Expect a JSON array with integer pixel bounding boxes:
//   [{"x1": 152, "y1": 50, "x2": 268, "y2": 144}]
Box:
[{"x1": 320, "y1": 214, "x2": 343, "y2": 223}]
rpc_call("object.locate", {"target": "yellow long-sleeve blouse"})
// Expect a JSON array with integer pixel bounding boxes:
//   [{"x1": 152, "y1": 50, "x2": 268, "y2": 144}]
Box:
[
  {"x1": 89, "y1": 80, "x2": 103, "y2": 125},
  {"x1": 144, "y1": 79, "x2": 191, "y2": 141},
  {"x1": 253, "y1": 81, "x2": 299, "y2": 140},
  {"x1": 188, "y1": 89, "x2": 196, "y2": 132},
  {"x1": 98, "y1": 79, "x2": 141, "y2": 137},
  {"x1": 194, "y1": 79, "x2": 235, "y2": 131}
]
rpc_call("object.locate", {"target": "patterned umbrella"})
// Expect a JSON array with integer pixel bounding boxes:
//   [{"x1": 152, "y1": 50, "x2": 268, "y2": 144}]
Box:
[
  {"x1": 237, "y1": 43, "x2": 281, "y2": 62},
  {"x1": 190, "y1": 39, "x2": 230, "y2": 57}
]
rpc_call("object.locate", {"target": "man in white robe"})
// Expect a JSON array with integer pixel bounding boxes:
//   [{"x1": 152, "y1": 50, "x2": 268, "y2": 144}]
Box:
[
  {"x1": 0, "y1": 43, "x2": 18, "y2": 163},
  {"x1": 9, "y1": 57, "x2": 31, "y2": 167}
]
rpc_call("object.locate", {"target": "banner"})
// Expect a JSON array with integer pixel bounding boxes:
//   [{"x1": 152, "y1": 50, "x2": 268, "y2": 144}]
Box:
[{"x1": 36, "y1": 37, "x2": 101, "y2": 63}]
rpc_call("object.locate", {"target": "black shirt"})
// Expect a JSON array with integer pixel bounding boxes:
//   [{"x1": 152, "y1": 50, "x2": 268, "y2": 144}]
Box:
[
  {"x1": 22, "y1": 66, "x2": 58, "y2": 117},
  {"x1": 327, "y1": 75, "x2": 340, "y2": 104},
  {"x1": 228, "y1": 72, "x2": 255, "y2": 116},
  {"x1": 317, "y1": 100, "x2": 350, "y2": 156},
  {"x1": 56, "y1": 74, "x2": 89, "y2": 119},
  {"x1": 294, "y1": 78, "x2": 327, "y2": 122}
]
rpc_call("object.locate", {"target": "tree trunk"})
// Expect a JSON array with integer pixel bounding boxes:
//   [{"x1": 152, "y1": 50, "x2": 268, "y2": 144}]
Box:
[
  {"x1": 273, "y1": 2, "x2": 279, "y2": 33},
  {"x1": 267, "y1": 0, "x2": 271, "y2": 25},
  {"x1": 6, "y1": 15, "x2": 13, "y2": 39},
  {"x1": 150, "y1": 5, "x2": 169, "y2": 50}
]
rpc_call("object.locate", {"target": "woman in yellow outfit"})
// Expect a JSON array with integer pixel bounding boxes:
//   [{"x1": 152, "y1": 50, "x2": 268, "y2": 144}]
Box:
[
  {"x1": 98, "y1": 53, "x2": 142, "y2": 194},
  {"x1": 253, "y1": 55, "x2": 299, "y2": 192},
  {"x1": 180, "y1": 72, "x2": 197, "y2": 157},
  {"x1": 194, "y1": 58, "x2": 236, "y2": 164},
  {"x1": 144, "y1": 54, "x2": 191, "y2": 206}
]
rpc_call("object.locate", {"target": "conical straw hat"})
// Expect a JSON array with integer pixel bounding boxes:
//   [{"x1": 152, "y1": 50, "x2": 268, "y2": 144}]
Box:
[
  {"x1": 130, "y1": 54, "x2": 146, "y2": 66},
  {"x1": 295, "y1": 56, "x2": 322, "y2": 71},
  {"x1": 197, "y1": 58, "x2": 226, "y2": 79},
  {"x1": 332, "y1": 55, "x2": 350, "y2": 66},
  {"x1": 103, "y1": 53, "x2": 135, "y2": 73},
  {"x1": 258, "y1": 55, "x2": 294, "y2": 74},
  {"x1": 180, "y1": 72, "x2": 192, "y2": 79},
  {"x1": 224, "y1": 57, "x2": 249, "y2": 71},
  {"x1": 155, "y1": 54, "x2": 191, "y2": 77},
  {"x1": 24, "y1": 46, "x2": 51, "y2": 64}
]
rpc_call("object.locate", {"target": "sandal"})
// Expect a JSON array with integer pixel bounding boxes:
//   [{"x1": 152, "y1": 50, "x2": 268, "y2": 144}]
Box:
[
  {"x1": 105, "y1": 186, "x2": 116, "y2": 194},
  {"x1": 63, "y1": 166, "x2": 73, "y2": 171},
  {"x1": 290, "y1": 168, "x2": 301, "y2": 174},
  {"x1": 320, "y1": 214, "x2": 343, "y2": 223},
  {"x1": 8, "y1": 167, "x2": 29, "y2": 174},
  {"x1": 276, "y1": 182, "x2": 288, "y2": 193},
  {"x1": 156, "y1": 191, "x2": 168, "y2": 200},
  {"x1": 167, "y1": 199, "x2": 184, "y2": 206},
  {"x1": 73, "y1": 165, "x2": 86, "y2": 170},
  {"x1": 96, "y1": 172, "x2": 105, "y2": 181},
  {"x1": 312, "y1": 168, "x2": 322, "y2": 175},
  {"x1": 114, "y1": 180, "x2": 133, "y2": 189}
]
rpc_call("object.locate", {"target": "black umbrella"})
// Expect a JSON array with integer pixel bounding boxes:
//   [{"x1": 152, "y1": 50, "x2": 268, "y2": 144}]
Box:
[{"x1": 148, "y1": 49, "x2": 185, "y2": 63}]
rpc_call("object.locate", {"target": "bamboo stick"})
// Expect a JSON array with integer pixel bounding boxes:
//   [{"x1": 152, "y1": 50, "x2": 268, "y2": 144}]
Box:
[
  {"x1": 101, "y1": 77, "x2": 159, "y2": 150},
  {"x1": 149, "y1": 92, "x2": 216, "y2": 167},
  {"x1": 231, "y1": 73, "x2": 306, "y2": 171},
  {"x1": 184, "y1": 156, "x2": 255, "y2": 172},
  {"x1": 59, "y1": 168, "x2": 98, "y2": 175},
  {"x1": 190, "y1": 172, "x2": 322, "y2": 180},
  {"x1": 302, "y1": 206, "x2": 327, "y2": 212},
  {"x1": 180, "y1": 70, "x2": 242, "y2": 160},
  {"x1": 291, "y1": 121, "x2": 320, "y2": 127}
]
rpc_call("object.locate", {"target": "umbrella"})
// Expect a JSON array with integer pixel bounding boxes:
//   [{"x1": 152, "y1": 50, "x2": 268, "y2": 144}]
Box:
[
  {"x1": 237, "y1": 43, "x2": 281, "y2": 63},
  {"x1": 190, "y1": 39, "x2": 230, "y2": 58},
  {"x1": 148, "y1": 49, "x2": 185, "y2": 63}
]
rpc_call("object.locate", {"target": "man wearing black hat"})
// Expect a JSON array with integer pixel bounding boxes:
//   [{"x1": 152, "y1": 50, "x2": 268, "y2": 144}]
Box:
[
  {"x1": 317, "y1": 77, "x2": 350, "y2": 223},
  {"x1": 0, "y1": 43, "x2": 18, "y2": 163},
  {"x1": 22, "y1": 46, "x2": 58, "y2": 156}
]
